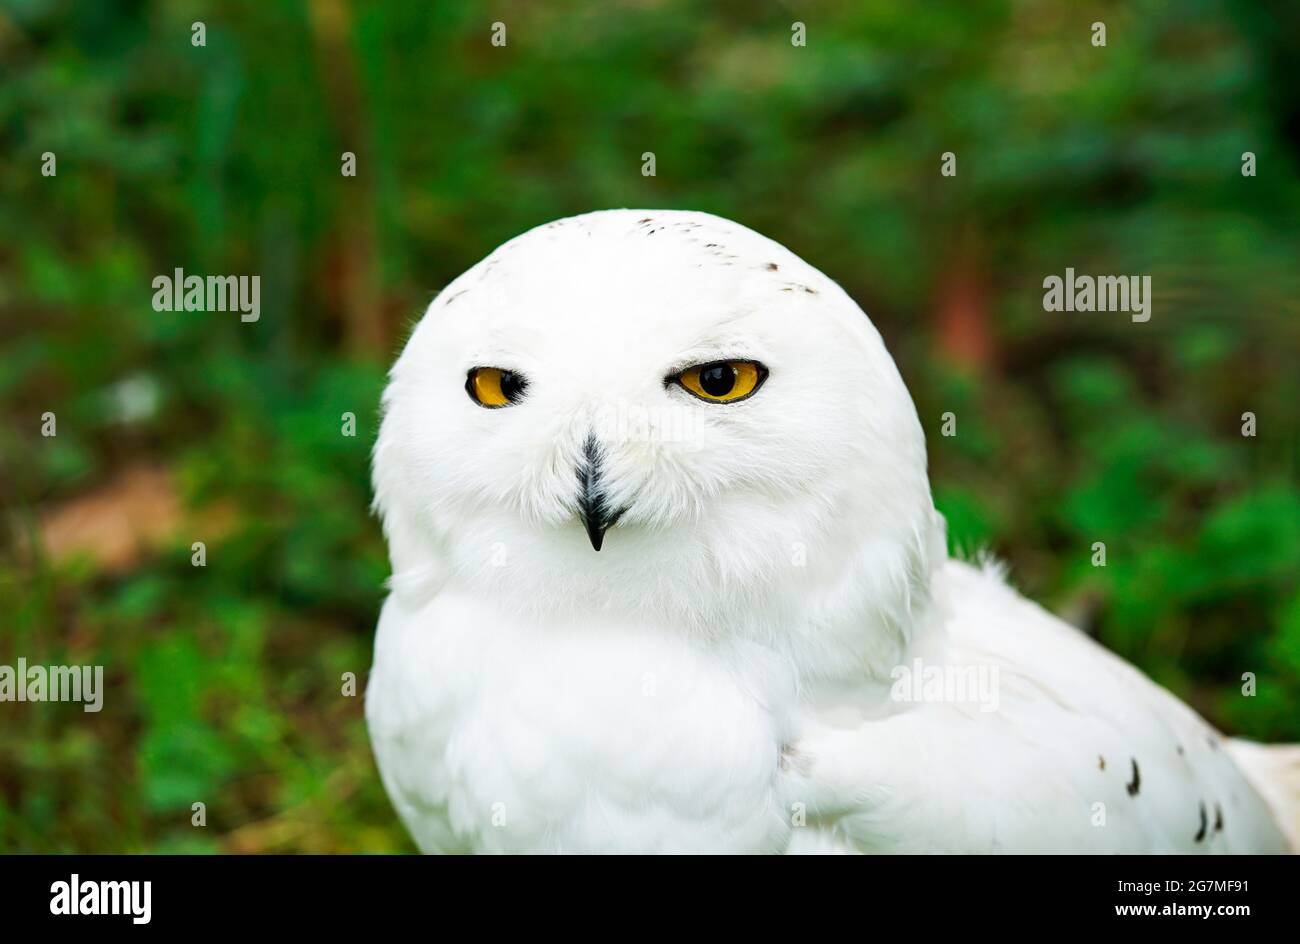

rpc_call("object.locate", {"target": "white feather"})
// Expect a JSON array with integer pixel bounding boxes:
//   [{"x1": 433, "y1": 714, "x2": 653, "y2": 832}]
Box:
[{"x1": 366, "y1": 209, "x2": 1292, "y2": 853}]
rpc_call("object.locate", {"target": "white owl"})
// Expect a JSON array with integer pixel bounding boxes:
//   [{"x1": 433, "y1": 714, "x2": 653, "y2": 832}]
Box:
[{"x1": 366, "y1": 209, "x2": 1298, "y2": 853}]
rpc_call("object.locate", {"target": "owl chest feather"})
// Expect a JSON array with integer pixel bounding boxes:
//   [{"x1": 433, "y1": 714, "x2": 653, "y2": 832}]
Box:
[{"x1": 366, "y1": 590, "x2": 797, "y2": 852}]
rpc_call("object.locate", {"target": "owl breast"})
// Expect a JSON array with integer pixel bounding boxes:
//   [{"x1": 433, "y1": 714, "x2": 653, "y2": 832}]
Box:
[{"x1": 366, "y1": 590, "x2": 796, "y2": 852}]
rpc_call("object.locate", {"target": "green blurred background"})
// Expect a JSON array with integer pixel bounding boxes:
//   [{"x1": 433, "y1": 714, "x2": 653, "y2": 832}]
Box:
[{"x1": 2, "y1": 0, "x2": 1298, "y2": 852}]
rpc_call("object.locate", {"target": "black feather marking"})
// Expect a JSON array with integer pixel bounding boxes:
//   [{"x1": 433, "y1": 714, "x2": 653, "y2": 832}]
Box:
[
  {"x1": 1194, "y1": 802, "x2": 1208, "y2": 842},
  {"x1": 1214, "y1": 803, "x2": 1224, "y2": 833},
  {"x1": 1126, "y1": 759, "x2": 1141, "y2": 797}
]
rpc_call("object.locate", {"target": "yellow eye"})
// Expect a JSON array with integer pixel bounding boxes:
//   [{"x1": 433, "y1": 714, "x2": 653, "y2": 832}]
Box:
[
  {"x1": 466, "y1": 367, "x2": 528, "y2": 408},
  {"x1": 675, "y1": 360, "x2": 767, "y2": 403}
]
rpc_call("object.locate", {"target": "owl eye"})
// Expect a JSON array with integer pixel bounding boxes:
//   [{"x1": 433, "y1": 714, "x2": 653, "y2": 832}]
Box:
[
  {"x1": 466, "y1": 367, "x2": 528, "y2": 408},
  {"x1": 673, "y1": 360, "x2": 767, "y2": 403}
]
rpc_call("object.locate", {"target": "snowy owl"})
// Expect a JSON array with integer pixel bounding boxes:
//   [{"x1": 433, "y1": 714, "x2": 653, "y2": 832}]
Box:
[{"x1": 366, "y1": 209, "x2": 1298, "y2": 853}]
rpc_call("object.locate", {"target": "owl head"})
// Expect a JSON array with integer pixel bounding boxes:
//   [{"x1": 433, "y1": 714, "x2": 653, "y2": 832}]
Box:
[{"x1": 373, "y1": 210, "x2": 945, "y2": 673}]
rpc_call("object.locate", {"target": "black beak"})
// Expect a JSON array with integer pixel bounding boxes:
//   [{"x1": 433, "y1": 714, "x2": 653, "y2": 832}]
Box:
[{"x1": 577, "y1": 435, "x2": 623, "y2": 551}]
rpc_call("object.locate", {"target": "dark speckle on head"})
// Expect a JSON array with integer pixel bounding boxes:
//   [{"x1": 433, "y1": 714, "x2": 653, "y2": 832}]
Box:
[
  {"x1": 766, "y1": 262, "x2": 779, "y2": 271},
  {"x1": 638, "y1": 217, "x2": 652, "y2": 224},
  {"x1": 1098, "y1": 755, "x2": 1106, "y2": 771},
  {"x1": 1214, "y1": 803, "x2": 1224, "y2": 833},
  {"x1": 1194, "y1": 802, "x2": 1208, "y2": 842},
  {"x1": 1126, "y1": 758, "x2": 1141, "y2": 796}
]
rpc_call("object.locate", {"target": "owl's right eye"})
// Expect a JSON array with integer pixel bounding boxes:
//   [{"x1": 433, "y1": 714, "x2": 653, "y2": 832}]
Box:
[{"x1": 466, "y1": 367, "x2": 528, "y2": 408}]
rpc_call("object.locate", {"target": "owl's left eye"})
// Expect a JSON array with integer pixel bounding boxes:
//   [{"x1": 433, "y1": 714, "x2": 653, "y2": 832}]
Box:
[
  {"x1": 466, "y1": 367, "x2": 528, "y2": 408},
  {"x1": 672, "y1": 360, "x2": 767, "y2": 403}
]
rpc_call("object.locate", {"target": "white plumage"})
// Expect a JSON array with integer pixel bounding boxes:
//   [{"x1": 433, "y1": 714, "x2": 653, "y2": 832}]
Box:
[{"x1": 366, "y1": 209, "x2": 1298, "y2": 853}]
